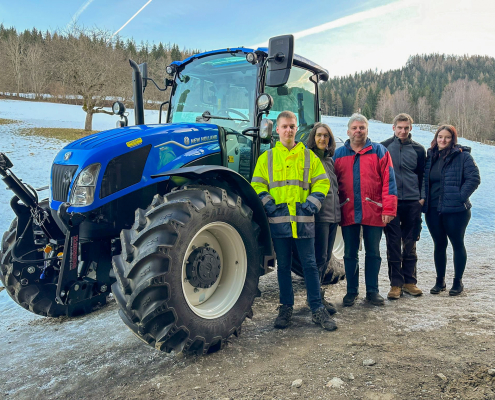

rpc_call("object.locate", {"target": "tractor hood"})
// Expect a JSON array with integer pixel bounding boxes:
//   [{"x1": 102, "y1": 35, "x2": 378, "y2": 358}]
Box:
[{"x1": 50, "y1": 123, "x2": 221, "y2": 213}]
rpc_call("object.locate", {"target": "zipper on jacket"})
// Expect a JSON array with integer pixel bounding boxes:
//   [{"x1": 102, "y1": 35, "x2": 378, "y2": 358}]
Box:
[
  {"x1": 365, "y1": 197, "x2": 383, "y2": 207},
  {"x1": 340, "y1": 198, "x2": 350, "y2": 207}
]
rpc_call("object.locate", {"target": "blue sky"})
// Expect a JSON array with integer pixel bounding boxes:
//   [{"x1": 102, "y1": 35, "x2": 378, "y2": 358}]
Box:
[{"x1": 1, "y1": 0, "x2": 494, "y2": 77}]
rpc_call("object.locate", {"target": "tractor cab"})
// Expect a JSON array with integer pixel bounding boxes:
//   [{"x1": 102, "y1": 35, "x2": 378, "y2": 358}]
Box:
[{"x1": 114, "y1": 35, "x2": 329, "y2": 181}]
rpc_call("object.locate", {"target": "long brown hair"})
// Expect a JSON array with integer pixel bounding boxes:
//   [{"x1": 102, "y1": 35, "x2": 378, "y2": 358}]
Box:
[
  {"x1": 307, "y1": 122, "x2": 336, "y2": 156},
  {"x1": 430, "y1": 125, "x2": 458, "y2": 159}
]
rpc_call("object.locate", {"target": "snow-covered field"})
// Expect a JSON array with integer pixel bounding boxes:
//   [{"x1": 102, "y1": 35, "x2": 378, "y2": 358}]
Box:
[
  {"x1": 0, "y1": 99, "x2": 494, "y2": 399},
  {"x1": 0, "y1": 99, "x2": 492, "y2": 236}
]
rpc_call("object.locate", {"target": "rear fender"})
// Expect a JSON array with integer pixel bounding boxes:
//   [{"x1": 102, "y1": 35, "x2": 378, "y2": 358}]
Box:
[{"x1": 153, "y1": 166, "x2": 274, "y2": 274}]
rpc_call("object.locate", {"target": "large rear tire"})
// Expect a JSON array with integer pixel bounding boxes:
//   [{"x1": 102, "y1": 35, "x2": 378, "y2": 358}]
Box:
[
  {"x1": 111, "y1": 185, "x2": 261, "y2": 355},
  {"x1": 0, "y1": 206, "x2": 107, "y2": 317},
  {"x1": 291, "y1": 225, "x2": 345, "y2": 285}
]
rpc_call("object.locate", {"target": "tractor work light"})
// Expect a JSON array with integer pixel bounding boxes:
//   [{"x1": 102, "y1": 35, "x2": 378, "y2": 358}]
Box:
[
  {"x1": 260, "y1": 118, "x2": 273, "y2": 140},
  {"x1": 112, "y1": 101, "x2": 126, "y2": 116},
  {"x1": 246, "y1": 52, "x2": 258, "y2": 64},
  {"x1": 69, "y1": 163, "x2": 101, "y2": 207},
  {"x1": 166, "y1": 65, "x2": 176, "y2": 75},
  {"x1": 257, "y1": 93, "x2": 273, "y2": 112}
]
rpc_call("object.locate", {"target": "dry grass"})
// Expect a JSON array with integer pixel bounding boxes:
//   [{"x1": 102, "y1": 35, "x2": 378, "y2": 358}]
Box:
[
  {"x1": 0, "y1": 118, "x2": 21, "y2": 125},
  {"x1": 17, "y1": 127, "x2": 99, "y2": 141}
]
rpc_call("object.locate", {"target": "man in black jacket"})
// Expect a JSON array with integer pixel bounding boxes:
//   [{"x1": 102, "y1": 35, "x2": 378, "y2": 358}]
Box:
[{"x1": 381, "y1": 113, "x2": 426, "y2": 300}]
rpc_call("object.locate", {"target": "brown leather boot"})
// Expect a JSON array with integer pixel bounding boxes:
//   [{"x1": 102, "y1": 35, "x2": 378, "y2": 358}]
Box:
[
  {"x1": 387, "y1": 286, "x2": 402, "y2": 300},
  {"x1": 403, "y1": 283, "x2": 423, "y2": 296}
]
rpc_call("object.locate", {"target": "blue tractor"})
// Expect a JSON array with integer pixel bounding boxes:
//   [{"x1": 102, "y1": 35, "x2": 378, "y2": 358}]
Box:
[{"x1": 0, "y1": 35, "x2": 344, "y2": 354}]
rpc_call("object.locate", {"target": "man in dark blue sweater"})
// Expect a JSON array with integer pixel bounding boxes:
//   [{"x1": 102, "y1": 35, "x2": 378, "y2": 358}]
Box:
[{"x1": 381, "y1": 114, "x2": 426, "y2": 300}]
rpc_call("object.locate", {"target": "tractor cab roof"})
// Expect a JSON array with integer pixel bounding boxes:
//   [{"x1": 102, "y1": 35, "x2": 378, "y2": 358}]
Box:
[{"x1": 171, "y1": 47, "x2": 329, "y2": 82}]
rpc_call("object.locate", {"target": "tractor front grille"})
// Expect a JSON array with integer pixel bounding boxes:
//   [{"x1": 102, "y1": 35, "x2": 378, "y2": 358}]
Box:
[{"x1": 51, "y1": 164, "x2": 78, "y2": 202}]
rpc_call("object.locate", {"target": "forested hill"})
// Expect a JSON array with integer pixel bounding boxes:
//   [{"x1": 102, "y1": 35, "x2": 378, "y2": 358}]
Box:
[
  {"x1": 1, "y1": 24, "x2": 494, "y2": 140},
  {"x1": 320, "y1": 54, "x2": 495, "y2": 141},
  {"x1": 0, "y1": 24, "x2": 200, "y2": 130}
]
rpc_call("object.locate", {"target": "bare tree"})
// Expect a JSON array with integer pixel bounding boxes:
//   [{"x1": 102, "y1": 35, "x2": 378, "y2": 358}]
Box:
[
  {"x1": 57, "y1": 27, "x2": 122, "y2": 130},
  {"x1": 5, "y1": 34, "x2": 24, "y2": 96},
  {"x1": 437, "y1": 78, "x2": 495, "y2": 140},
  {"x1": 24, "y1": 42, "x2": 50, "y2": 99},
  {"x1": 416, "y1": 96, "x2": 430, "y2": 123},
  {"x1": 376, "y1": 87, "x2": 412, "y2": 123},
  {"x1": 376, "y1": 87, "x2": 393, "y2": 123},
  {"x1": 391, "y1": 88, "x2": 412, "y2": 116}
]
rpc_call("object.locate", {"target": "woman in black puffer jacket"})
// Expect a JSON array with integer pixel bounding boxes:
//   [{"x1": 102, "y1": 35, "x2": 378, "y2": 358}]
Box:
[
  {"x1": 306, "y1": 123, "x2": 341, "y2": 313},
  {"x1": 422, "y1": 125, "x2": 480, "y2": 296}
]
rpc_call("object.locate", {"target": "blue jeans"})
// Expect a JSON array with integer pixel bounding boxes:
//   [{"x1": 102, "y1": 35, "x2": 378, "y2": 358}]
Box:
[
  {"x1": 272, "y1": 237, "x2": 323, "y2": 313},
  {"x1": 342, "y1": 224, "x2": 383, "y2": 294}
]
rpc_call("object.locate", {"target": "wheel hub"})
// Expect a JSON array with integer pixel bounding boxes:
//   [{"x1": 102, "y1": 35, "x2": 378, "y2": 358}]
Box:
[{"x1": 186, "y1": 245, "x2": 221, "y2": 289}]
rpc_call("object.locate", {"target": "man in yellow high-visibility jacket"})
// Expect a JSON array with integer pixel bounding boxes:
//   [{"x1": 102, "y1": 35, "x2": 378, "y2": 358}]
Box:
[{"x1": 251, "y1": 111, "x2": 337, "y2": 331}]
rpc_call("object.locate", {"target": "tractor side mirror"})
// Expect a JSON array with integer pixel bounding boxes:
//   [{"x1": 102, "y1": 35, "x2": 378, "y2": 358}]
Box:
[
  {"x1": 266, "y1": 34, "x2": 294, "y2": 87},
  {"x1": 139, "y1": 62, "x2": 148, "y2": 88}
]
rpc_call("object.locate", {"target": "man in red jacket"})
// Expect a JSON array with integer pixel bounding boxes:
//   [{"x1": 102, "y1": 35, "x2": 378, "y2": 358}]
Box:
[{"x1": 333, "y1": 114, "x2": 397, "y2": 306}]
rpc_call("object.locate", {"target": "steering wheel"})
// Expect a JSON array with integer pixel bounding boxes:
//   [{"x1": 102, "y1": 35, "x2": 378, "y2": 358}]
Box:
[{"x1": 217, "y1": 108, "x2": 250, "y2": 121}]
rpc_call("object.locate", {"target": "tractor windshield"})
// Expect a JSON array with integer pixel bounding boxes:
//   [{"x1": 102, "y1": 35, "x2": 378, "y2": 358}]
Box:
[
  {"x1": 265, "y1": 66, "x2": 317, "y2": 144},
  {"x1": 168, "y1": 52, "x2": 257, "y2": 132}
]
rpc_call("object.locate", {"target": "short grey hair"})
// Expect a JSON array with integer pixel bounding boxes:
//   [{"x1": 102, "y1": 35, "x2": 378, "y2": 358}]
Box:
[{"x1": 347, "y1": 113, "x2": 369, "y2": 129}]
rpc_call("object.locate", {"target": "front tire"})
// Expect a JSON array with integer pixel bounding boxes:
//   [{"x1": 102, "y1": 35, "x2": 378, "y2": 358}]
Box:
[{"x1": 111, "y1": 186, "x2": 261, "y2": 355}]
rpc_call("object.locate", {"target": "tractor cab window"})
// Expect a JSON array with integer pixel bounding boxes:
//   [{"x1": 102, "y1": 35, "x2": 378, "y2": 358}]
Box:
[
  {"x1": 169, "y1": 52, "x2": 257, "y2": 131},
  {"x1": 168, "y1": 52, "x2": 258, "y2": 181},
  {"x1": 264, "y1": 67, "x2": 317, "y2": 145}
]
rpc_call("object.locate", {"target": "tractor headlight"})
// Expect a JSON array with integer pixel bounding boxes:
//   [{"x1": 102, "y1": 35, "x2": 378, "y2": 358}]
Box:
[
  {"x1": 246, "y1": 52, "x2": 258, "y2": 64},
  {"x1": 69, "y1": 163, "x2": 101, "y2": 206},
  {"x1": 257, "y1": 93, "x2": 273, "y2": 112},
  {"x1": 166, "y1": 65, "x2": 176, "y2": 75},
  {"x1": 112, "y1": 101, "x2": 126, "y2": 115}
]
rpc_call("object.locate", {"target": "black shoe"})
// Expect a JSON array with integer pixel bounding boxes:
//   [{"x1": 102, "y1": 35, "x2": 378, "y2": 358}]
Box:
[
  {"x1": 366, "y1": 292, "x2": 385, "y2": 306},
  {"x1": 449, "y1": 278, "x2": 464, "y2": 296},
  {"x1": 430, "y1": 277, "x2": 446, "y2": 294},
  {"x1": 274, "y1": 305, "x2": 293, "y2": 329},
  {"x1": 312, "y1": 307, "x2": 337, "y2": 331},
  {"x1": 343, "y1": 293, "x2": 358, "y2": 307},
  {"x1": 321, "y1": 288, "x2": 337, "y2": 315}
]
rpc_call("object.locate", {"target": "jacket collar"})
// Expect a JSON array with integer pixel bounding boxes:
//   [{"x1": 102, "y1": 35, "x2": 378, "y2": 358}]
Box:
[
  {"x1": 344, "y1": 138, "x2": 372, "y2": 154},
  {"x1": 394, "y1": 134, "x2": 412, "y2": 145},
  {"x1": 275, "y1": 141, "x2": 305, "y2": 153}
]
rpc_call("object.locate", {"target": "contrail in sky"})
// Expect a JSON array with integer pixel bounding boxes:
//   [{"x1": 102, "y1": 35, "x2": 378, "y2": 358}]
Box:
[
  {"x1": 109, "y1": 0, "x2": 153, "y2": 41},
  {"x1": 250, "y1": 0, "x2": 414, "y2": 48},
  {"x1": 67, "y1": 0, "x2": 96, "y2": 29}
]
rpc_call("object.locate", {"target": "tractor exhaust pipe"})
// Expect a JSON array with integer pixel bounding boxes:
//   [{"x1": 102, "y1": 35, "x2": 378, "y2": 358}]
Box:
[{"x1": 129, "y1": 59, "x2": 145, "y2": 125}]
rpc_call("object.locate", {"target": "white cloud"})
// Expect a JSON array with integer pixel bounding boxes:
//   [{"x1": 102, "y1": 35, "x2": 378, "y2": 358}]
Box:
[
  {"x1": 251, "y1": 0, "x2": 495, "y2": 77},
  {"x1": 250, "y1": 0, "x2": 415, "y2": 48}
]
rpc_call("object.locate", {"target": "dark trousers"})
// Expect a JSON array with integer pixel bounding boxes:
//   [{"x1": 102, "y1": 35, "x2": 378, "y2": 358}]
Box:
[
  {"x1": 425, "y1": 208, "x2": 471, "y2": 280},
  {"x1": 315, "y1": 222, "x2": 339, "y2": 282},
  {"x1": 272, "y1": 237, "x2": 322, "y2": 313},
  {"x1": 384, "y1": 200, "x2": 422, "y2": 286},
  {"x1": 342, "y1": 224, "x2": 383, "y2": 294}
]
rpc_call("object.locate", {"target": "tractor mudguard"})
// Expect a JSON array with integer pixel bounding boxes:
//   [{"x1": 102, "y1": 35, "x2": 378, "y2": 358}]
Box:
[{"x1": 152, "y1": 165, "x2": 274, "y2": 274}]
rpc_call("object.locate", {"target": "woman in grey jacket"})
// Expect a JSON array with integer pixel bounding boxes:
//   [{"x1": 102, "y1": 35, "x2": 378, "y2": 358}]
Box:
[{"x1": 307, "y1": 123, "x2": 342, "y2": 313}]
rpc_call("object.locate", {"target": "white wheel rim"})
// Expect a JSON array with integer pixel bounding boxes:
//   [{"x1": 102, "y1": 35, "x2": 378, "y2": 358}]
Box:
[
  {"x1": 181, "y1": 222, "x2": 247, "y2": 319},
  {"x1": 332, "y1": 226, "x2": 345, "y2": 260}
]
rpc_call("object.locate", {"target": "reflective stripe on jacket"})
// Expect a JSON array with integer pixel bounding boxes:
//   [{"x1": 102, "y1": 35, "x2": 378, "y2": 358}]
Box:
[{"x1": 251, "y1": 141, "x2": 330, "y2": 238}]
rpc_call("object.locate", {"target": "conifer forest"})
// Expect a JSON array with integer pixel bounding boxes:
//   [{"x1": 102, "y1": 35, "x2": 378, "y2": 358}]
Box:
[{"x1": 1, "y1": 25, "x2": 494, "y2": 140}]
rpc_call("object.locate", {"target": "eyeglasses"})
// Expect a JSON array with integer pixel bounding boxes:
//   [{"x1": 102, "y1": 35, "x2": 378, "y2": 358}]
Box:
[{"x1": 315, "y1": 134, "x2": 330, "y2": 139}]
